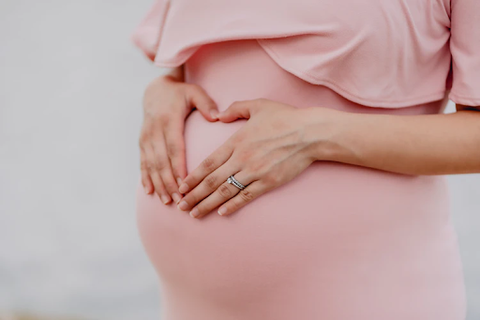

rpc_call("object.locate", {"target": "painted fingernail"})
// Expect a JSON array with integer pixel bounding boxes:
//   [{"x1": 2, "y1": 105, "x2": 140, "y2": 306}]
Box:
[
  {"x1": 190, "y1": 208, "x2": 199, "y2": 218},
  {"x1": 178, "y1": 200, "x2": 189, "y2": 211},
  {"x1": 178, "y1": 183, "x2": 189, "y2": 194},
  {"x1": 218, "y1": 206, "x2": 227, "y2": 215},
  {"x1": 210, "y1": 110, "x2": 219, "y2": 119},
  {"x1": 176, "y1": 177, "x2": 183, "y2": 186},
  {"x1": 161, "y1": 194, "x2": 170, "y2": 204},
  {"x1": 172, "y1": 192, "x2": 181, "y2": 204}
]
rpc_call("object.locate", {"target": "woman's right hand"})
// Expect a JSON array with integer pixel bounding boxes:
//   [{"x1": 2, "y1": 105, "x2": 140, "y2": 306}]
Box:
[{"x1": 139, "y1": 68, "x2": 220, "y2": 205}]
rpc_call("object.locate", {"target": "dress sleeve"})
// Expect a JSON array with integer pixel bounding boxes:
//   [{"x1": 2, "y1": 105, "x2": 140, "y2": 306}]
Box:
[
  {"x1": 130, "y1": 0, "x2": 170, "y2": 62},
  {"x1": 448, "y1": 0, "x2": 480, "y2": 106}
]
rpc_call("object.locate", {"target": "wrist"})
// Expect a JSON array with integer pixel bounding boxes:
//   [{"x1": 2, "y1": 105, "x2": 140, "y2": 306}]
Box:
[{"x1": 301, "y1": 106, "x2": 357, "y2": 163}]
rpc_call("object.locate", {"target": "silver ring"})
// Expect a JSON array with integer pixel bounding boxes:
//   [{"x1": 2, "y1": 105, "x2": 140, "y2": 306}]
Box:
[{"x1": 227, "y1": 175, "x2": 246, "y2": 190}]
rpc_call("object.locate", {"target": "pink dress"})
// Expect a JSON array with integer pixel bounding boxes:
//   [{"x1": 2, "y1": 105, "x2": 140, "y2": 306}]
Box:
[{"x1": 132, "y1": 1, "x2": 479, "y2": 319}]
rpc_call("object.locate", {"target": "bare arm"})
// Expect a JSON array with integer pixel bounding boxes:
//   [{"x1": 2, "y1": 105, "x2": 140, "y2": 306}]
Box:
[{"x1": 305, "y1": 104, "x2": 480, "y2": 175}]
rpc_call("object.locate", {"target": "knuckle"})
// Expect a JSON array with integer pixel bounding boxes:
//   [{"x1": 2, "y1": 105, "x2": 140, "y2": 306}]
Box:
[
  {"x1": 164, "y1": 181, "x2": 177, "y2": 192},
  {"x1": 154, "y1": 160, "x2": 168, "y2": 172},
  {"x1": 142, "y1": 160, "x2": 154, "y2": 172},
  {"x1": 229, "y1": 135, "x2": 241, "y2": 146},
  {"x1": 138, "y1": 132, "x2": 150, "y2": 146},
  {"x1": 204, "y1": 175, "x2": 218, "y2": 189},
  {"x1": 146, "y1": 164, "x2": 155, "y2": 173},
  {"x1": 183, "y1": 195, "x2": 197, "y2": 208},
  {"x1": 239, "y1": 189, "x2": 254, "y2": 202},
  {"x1": 186, "y1": 195, "x2": 197, "y2": 206},
  {"x1": 218, "y1": 184, "x2": 233, "y2": 198},
  {"x1": 236, "y1": 148, "x2": 253, "y2": 162},
  {"x1": 159, "y1": 114, "x2": 171, "y2": 128},
  {"x1": 140, "y1": 160, "x2": 149, "y2": 170},
  {"x1": 242, "y1": 168, "x2": 257, "y2": 182},
  {"x1": 264, "y1": 174, "x2": 279, "y2": 185},
  {"x1": 152, "y1": 180, "x2": 164, "y2": 192},
  {"x1": 167, "y1": 141, "x2": 183, "y2": 157},
  {"x1": 205, "y1": 100, "x2": 216, "y2": 109},
  {"x1": 201, "y1": 157, "x2": 216, "y2": 171},
  {"x1": 244, "y1": 162, "x2": 260, "y2": 174},
  {"x1": 273, "y1": 174, "x2": 282, "y2": 185}
]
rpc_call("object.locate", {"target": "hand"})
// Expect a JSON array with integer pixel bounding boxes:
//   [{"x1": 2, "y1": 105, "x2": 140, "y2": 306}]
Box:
[
  {"x1": 139, "y1": 73, "x2": 220, "y2": 205},
  {"x1": 175, "y1": 98, "x2": 323, "y2": 218}
]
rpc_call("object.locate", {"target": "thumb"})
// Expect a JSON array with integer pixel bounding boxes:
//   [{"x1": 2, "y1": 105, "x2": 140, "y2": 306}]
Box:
[
  {"x1": 188, "y1": 85, "x2": 220, "y2": 122},
  {"x1": 217, "y1": 100, "x2": 253, "y2": 123}
]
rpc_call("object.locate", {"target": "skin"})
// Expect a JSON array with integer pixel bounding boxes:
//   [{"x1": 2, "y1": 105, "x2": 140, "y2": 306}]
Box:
[
  {"x1": 141, "y1": 66, "x2": 480, "y2": 218},
  {"x1": 139, "y1": 65, "x2": 220, "y2": 205},
  {"x1": 177, "y1": 99, "x2": 480, "y2": 218}
]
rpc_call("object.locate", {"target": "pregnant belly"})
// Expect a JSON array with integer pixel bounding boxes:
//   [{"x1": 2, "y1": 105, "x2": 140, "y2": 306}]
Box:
[{"x1": 135, "y1": 40, "x2": 465, "y2": 319}]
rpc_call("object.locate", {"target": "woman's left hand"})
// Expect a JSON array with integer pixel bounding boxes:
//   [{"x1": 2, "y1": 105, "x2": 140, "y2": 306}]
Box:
[{"x1": 175, "y1": 98, "x2": 332, "y2": 218}]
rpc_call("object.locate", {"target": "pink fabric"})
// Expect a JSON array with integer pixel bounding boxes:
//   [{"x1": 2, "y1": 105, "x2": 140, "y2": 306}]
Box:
[
  {"x1": 449, "y1": 0, "x2": 480, "y2": 105},
  {"x1": 135, "y1": 39, "x2": 466, "y2": 319},
  {"x1": 131, "y1": 1, "x2": 473, "y2": 318},
  {"x1": 132, "y1": 0, "x2": 480, "y2": 108}
]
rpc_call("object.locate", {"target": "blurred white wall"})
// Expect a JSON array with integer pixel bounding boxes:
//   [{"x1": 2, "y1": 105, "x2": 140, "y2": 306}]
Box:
[
  {"x1": 0, "y1": 1, "x2": 162, "y2": 319},
  {"x1": 0, "y1": 1, "x2": 478, "y2": 320}
]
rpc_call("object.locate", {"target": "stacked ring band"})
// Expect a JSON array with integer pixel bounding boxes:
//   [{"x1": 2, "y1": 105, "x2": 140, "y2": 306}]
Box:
[{"x1": 227, "y1": 175, "x2": 246, "y2": 190}]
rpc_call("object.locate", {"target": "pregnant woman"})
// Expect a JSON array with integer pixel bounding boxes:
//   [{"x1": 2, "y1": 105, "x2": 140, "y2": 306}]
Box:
[{"x1": 132, "y1": 0, "x2": 479, "y2": 319}]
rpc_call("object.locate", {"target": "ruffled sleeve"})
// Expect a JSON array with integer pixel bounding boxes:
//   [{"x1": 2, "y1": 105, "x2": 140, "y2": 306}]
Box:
[
  {"x1": 130, "y1": 0, "x2": 463, "y2": 109},
  {"x1": 448, "y1": 0, "x2": 480, "y2": 106},
  {"x1": 131, "y1": 0, "x2": 170, "y2": 62}
]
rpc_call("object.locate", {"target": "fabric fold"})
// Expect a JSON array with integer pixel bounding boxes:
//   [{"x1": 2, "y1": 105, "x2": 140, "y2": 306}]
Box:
[{"x1": 131, "y1": 0, "x2": 479, "y2": 108}]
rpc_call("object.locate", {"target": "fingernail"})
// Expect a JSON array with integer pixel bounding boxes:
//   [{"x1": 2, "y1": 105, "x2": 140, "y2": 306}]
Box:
[
  {"x1": 178, "y1": 183, "x2": 189, "y2": 194},
  {"x1": 144, "y1": 186, "x2": 151, "y2": 194},
  {"x1": 178, "y1": 200, "x2": 189, "y2": 211},
  {"x1": 176, "y1": 177, "x2": 182, "y2": 186},
  {"x1": 161, "y1": 194, "x2": 170, "y2": 204},
  {"x1": 218, "y1": 206, "x2": 227, "y2": 215},
  {"x1": 190, "y1": 208, "x2": 199, "y2": 218},
  {"x1": 210, "y1": 110, "x2": 219, "y2": 119},
  {"x1": 172, "y1": 192, "x2": 181, "y2": 204}
]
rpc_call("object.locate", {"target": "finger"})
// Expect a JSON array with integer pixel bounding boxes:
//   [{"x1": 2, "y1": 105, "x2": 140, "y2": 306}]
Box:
[
  {"x1": 177, "y1": 143, "x2": 234, "y2": 195},
  {"x1": 177, "y1": 157, "x2": 242, "y2": 213},
  {"x1": 217, "y1": 99, "x2": 257, "y2": 123},
  {"x1": 187, "y1": 84, "x2": 220, "y2": 121},
  {"x1": 217, "y1": 180, "x2": 264, "y2": 216},
  {"x1": 145, "y1": 146, "x2": 171, "y2": 204},
  {"x1": 164, "y1": 118, "x2": 187, "y2": 186},
  {"x1": 189, "y1": 170, "x2": 254, "y2": 219},
  {"x1": 152, "y1": 138, "x2": 183, "y2": 204},
  {"x1": 150, "y1": 170, "x2": 171, "y2": 205},
  {"x1": 140, "y1": 149, "x2": 154, "y2": 194}
]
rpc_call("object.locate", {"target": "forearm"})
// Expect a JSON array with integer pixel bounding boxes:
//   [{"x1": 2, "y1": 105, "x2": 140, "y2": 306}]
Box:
[{"x1": 305, "y1": 107, "x2": 480, "y2": 175}]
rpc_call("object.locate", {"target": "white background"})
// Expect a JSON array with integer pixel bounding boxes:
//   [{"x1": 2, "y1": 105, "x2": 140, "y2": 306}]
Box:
[{"x1": 0, "y1": 1, "x2": 479, "y2": 319}]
